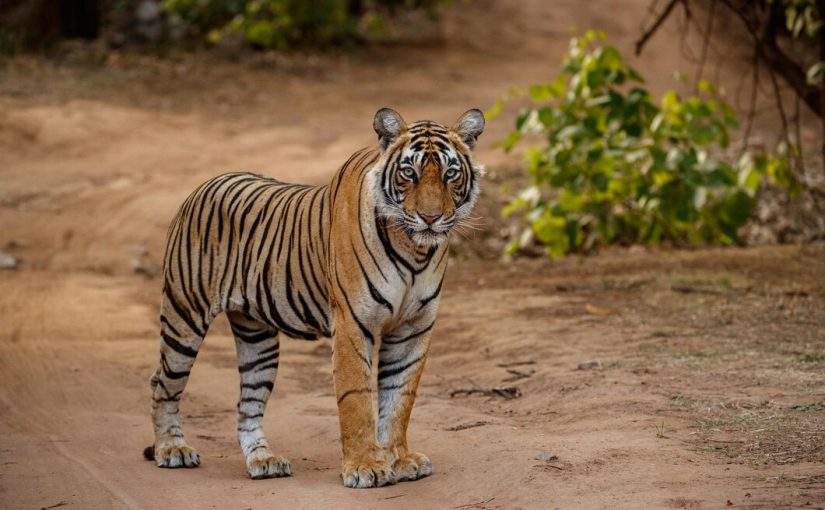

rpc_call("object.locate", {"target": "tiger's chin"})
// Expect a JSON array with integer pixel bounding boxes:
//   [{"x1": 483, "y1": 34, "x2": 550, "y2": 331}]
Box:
[{"x1": 410, "y1": 229, "x2": 449, "y2": 247}]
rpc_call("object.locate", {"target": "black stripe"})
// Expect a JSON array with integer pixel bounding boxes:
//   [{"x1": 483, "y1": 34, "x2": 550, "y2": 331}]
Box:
[
  {"x1": 336, "y1": 388, "x2": 374, "y2": 404},
  {"x1": 161, "y1": 330, "x2": 199, "y2": 358},
  {"x1": 242, "y1": 381, "x2": 274, "y2": 392},
  {"x1": 382, "y1": 321, "x2": 435, "y2": 345},
  {"x1": 378, "y1": 354, "x2": 425, "y2": 381},
  {"x1": 155, "y1": 394, "x2": 182, "y2": 402},
  {"x1": 258, "y1": 345, "x2": 279, "y2": 356},
  {"x1": 152, "y1": 381, "x2": 183, "y2": 402},
  {"x1": 160, "y1": 352, "x2": 190, "y2": 380},
  {"x1": 233, "y1": 328, "x2": 275, "y2": 344},
  {"x1": 257, "y1": 271, "x2": 317, "y2": 340},
  {"x1": 163, "y1": 282, "x2": 205, "y2": 337},
  {"x1": 353, "y1": 244, "x2": 393, "y2": 313},
  {"x1": 374, "y1": 209, "x2": 412, "y2": 282},
  {"x1": 254, "y1": 361, "x2": 279, "y2": 372},
  {"x1": 356, "y1": 171, "x2": 388, "y2": 283},
  {"x1": 238, "y1": 353, "x2": 280, "y2": 373},
  {"x1": 160, "y1": 314, "x2": 181, "y2": 337},
  {"x1": 334, "y1": 272, "x2": 375, "y2": 346},
  {"x1": 419, "y1": 276, "x2": 444, "y2": 310}
]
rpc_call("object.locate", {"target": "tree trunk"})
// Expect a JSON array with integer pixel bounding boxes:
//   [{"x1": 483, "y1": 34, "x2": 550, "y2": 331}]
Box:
[
  {"x1": 0, "y1": 0, "x2": 61, "y2": 49},
  {"x1": 819, "y1": 0, "x2": 825, "y2": 173},
  {"x1": 60, "y1": 0, "x2": 100, "y2": 40}
]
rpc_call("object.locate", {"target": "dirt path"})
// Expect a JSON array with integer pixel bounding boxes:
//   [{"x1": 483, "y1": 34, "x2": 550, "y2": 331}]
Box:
[
  {"x1": 1, "y1": 248, "x2": 823, "y2": 509},
  {"x1": 1, "y1": 1, "x2": 824, "y2": 508}
]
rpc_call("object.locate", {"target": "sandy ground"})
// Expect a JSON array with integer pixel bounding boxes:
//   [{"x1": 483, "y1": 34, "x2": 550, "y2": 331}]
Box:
[{"x1": 1, "y1": 1, "x2": 824, "y2": 508}]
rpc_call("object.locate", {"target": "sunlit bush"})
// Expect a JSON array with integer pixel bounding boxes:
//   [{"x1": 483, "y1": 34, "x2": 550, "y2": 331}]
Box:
[
  {"x1": 491, "y1": 31, "x2": 798, "y2": 257},
  {"x1": 163, "y1": 0, "x2": 447, "y2": 49}
]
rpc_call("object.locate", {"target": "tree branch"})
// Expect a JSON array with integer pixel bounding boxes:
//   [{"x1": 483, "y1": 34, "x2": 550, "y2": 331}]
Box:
[
  {"x1": 717, "y1": 0, "x2": 822, "y2": 118},
  {"x1": 636, "y1": 0, "x2": 683, "y2": 56},
  {"x1": 818, "y1": 0, "x2": 825, "y2": 173},
  {"x1": 638, "y1": 0, "x2": 823, "y2": 119},
  {"x1": 760, "y1": 5, "x2": 823, "y2": 117},
  {"x1": 694, "y1": 0, "x2": 717, "y2": 88},
  {"x1": 740, "y1": 45, "x2": 760, "y2": 156}
]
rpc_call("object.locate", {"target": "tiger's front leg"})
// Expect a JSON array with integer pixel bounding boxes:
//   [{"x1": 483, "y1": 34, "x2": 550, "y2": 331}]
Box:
[
  {"x1": 332, "y1": 315, "x2": 395, "y2": 488},
  {"x1": 377, "y1": 322, "x2": 433, "y2": 482}
]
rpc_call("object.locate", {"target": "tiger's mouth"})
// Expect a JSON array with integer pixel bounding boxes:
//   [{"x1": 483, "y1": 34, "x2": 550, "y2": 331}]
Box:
[
  {"x1": 382, "y1": 208, "x2": 453, "y2": 246},
  {"x1": 410, "y1": 226, "x2": 449, "y2": 246}
]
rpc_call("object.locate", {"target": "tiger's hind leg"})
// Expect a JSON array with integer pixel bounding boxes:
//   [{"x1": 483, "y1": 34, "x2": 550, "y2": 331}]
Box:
[
  {"x1": 227, "y1": 311, "x2": 292, "y2": 479},
  {"x1": 149, "y1": 294, "x2": 211, "y2": 468}
]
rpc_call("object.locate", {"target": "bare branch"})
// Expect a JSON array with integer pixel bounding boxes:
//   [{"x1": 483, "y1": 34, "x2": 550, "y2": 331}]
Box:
[
  {"x1": 717, "y1": 0, "x2": 823, "y2": 118},
  {"x1": 740, "y1": 46, "x2": 760, "y2": 155},
  {"x1": 635, "y1": 0, "x2": 683, "y2": 56},
  {"x1": 765, "y1": 57, "x2": 804, "y2": 176},
  {"x1": 818, "y1": 0, "x2": 825, "y2": 173},
  {"x1": 694, "y1": 0, "x2": 717, "y2": 88},
  {"x1": 766, "y1": 64, "x2": 791, "y2": 147},
  {"x1": 794, "y1": 94, "x2": 805, "y2": 176}
]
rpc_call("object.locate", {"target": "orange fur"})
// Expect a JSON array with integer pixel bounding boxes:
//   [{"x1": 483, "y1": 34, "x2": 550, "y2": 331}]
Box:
[{"x1": 147, "y1": 108, "x2": 484, "y2": 487}]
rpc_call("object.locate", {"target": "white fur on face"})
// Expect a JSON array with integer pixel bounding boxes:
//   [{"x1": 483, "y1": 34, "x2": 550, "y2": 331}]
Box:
[{"x1": 372, "y1": 140, "x2": 484, "y2": 248}]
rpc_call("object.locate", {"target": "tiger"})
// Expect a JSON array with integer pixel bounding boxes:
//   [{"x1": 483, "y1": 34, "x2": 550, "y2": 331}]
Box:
[{"x1": 144, "y1": 107, "x2": 485, "y2": 488}]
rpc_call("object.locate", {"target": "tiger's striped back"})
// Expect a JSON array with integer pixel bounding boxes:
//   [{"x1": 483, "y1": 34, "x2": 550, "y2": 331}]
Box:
[{"x1": 162, "y1": 170, "x2": 337, "y2": 341}]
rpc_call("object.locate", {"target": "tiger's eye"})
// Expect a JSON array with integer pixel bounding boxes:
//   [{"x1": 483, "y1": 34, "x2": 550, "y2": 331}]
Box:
[
  {"x1": 444, "y1": 167, "x2": 458, "y2": 180},
  {"x1": 400, "y1": 167, "x2": 416, "y2": 180}
]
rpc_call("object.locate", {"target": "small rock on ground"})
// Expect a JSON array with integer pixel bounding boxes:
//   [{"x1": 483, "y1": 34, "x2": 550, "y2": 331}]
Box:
[
  {"x1": 576, "y1": 360, "x2": 601, "y2": 370},
  {"x1": 0, "y1": 250, "x2": 18, "y2": 270}
]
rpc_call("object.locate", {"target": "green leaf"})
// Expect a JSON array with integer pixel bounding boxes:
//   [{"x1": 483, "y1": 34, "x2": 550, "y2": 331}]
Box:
[
  {"x1": 515, "y1": 109, "x2": 532, "y2": 130},
  {"x1": 532, "y1": 212, "x2": 570, "y2": 257},
  {"x1": 500, "y1": 130, "x2": 522, "y2": 152},
  {"x1": 529, "y1": 84, "x2": 557, "y2": 102},
  {"x1": 486, "y1": 99, "x2": 504, "y2": 120},
  {"x1": 807, "y1": 62, "x2": 825, "y2": 85}
]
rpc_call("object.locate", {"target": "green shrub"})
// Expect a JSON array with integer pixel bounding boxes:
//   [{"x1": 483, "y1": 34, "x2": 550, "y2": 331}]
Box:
[
  {"x1": 492, "y1": 31, "x2": 798, "y2": 257},
  {"x1": 163, "y1": 0, "x2": 447, "y2": 49}
]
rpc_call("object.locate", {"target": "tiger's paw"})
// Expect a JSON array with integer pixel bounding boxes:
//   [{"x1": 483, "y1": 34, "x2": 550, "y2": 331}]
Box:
[
  {"x1": 393, "y1": 451, "x2": 432, "y2": 482},
  {"x1": 341, "y1": 456, "x2": 396, "y2": 488},
  {"x1": 152, "y1": 439, "x2": 201, "y2": 468},
  {"x1": 245, "y1": 448, "x2": 292, "y2": 479}
]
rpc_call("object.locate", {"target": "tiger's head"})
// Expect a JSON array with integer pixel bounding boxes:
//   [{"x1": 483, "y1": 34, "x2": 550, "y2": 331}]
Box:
[{"x1": 372, "y1": 107, "x2": 485, "y2": 247}]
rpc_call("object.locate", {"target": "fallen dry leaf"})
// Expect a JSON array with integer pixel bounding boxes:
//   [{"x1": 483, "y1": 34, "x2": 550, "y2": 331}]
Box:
[{"x1": 585, "y1": 303, "x2": 618, "y2": 316}]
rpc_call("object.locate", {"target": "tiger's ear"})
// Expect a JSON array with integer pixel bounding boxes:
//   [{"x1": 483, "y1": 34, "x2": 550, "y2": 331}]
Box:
[
  {"x1": 452, "y1": 108, "x2": 485, "y2": 149},
  {"x1": 373, "y1": 108, "x2": 407, "y2": 150}
]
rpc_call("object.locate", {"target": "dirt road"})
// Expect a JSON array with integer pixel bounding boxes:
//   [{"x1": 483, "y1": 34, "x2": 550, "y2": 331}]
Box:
[
  {"x1": 1, "y1": 1, "x2": 824, "y2": 508},
  {"x1": 2, "y1": 247, "x2": 824, "y2": 509}
]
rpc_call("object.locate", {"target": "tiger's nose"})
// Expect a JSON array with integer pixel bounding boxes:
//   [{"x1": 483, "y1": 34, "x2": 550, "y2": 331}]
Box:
[{"x1": 418, "y1": 212, "x2": 442, "y2": 225}]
